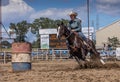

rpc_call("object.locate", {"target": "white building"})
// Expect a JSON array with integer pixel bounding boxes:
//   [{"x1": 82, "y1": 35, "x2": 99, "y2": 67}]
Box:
[
  {"x1": 96, "y1": 20, "x2": 120, "y2": 47},
  {"x1": 39, "y1": 29, "x2": 57, "y2": 49}
]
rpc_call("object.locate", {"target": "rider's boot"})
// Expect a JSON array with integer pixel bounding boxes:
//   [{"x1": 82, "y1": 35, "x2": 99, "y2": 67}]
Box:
[{"x1": 83, "y1": 40, "x2": 90, "y2": 49}]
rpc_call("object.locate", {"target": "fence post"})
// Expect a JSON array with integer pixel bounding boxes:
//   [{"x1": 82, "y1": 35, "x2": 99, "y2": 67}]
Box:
[
  {"x1": 46, "y1": 49, "x2": 48, "y2": 60},
  {"x1": 52, "y1": 49, "x2": 55, "y2": 60},
  {"x1": 31, "y1": 52, "x2": 34, "y2": 61},
  {"x1": 4, "y1": 51, "x2": 6, "y2": 64},
  {"x1": 41, "y1": 49, "x2": 43, "y2": 60},
  {"x1": 37, "y1": 48, "x2": 39, "y2": 60},
  {"x1": 60, "y1": 50, "x2": 62, "y2": 59}
]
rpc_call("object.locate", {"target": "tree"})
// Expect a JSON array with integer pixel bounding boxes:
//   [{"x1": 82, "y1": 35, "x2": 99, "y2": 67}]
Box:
[
  {"x1": 1, "y1": 41, "x2": 11, "y2": 48},
  {"x1": 9, "y1": 21, "x2": 30, "y2": 42},
  {"x1": 31, "y1": 17, "x2": 69, "y2": 30},
  {"x1": 108, "y1": 37, "x2": 120, "y2": 47},
  {"x1": 9, "y1": 17, "x2": 69, "y2": 47},
  {"x1": 32, "y1": 39, "x2": 40, "y2": 48},
  {"x1": 30, "y1": 17, "x2": 69, "y2": 48}
]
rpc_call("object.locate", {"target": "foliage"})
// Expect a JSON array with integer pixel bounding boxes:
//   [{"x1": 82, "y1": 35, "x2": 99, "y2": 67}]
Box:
[
  {"x1": 9, "y1": 20, "x2": 30, "y2": 42},
  {"x1": 30, "y1": 17, "x2": 69, "y2": 34},
  {"x1": 32, "y1": 39, "x2": 40, "y2": 48},
  {"x1": 30, "y1": 17, "x2": 69, "y2": 47},
  {"x1": 9, "y1": 17, "x2": 69, "y2": 47},
  {"x1": 108, "y1": 36, "x2": 120, "y2": 47},
  {"x1": 1, "y1": 40, "x2": 11, "y2": 48}
]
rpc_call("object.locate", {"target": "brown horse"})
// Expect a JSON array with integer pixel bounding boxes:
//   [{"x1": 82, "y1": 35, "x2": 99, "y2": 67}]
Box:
[{"x1": 57, "y1": 22, "x2": 105, "y2": 66}]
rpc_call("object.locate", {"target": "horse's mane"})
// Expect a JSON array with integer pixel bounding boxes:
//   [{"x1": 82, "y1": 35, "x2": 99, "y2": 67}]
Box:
[{"x1": 62, "y1": 25, "x2": 71, "y2": 37}]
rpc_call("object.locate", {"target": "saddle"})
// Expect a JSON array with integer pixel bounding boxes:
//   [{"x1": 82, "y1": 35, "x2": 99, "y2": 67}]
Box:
[
  {"x1": 72, "y1": 31, "x2": 88, "y2": 49},
  {"x1": 68, "y1": 32, "x2": 87, "y2": 52},
  {"x1": 74, "y1": 32, "x2": 99, "y2": 55}
]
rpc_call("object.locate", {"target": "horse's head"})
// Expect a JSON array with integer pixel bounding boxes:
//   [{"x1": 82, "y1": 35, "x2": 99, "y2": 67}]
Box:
[{"x1": 57, "y1": 22, "x2": 66, "y2": 40}]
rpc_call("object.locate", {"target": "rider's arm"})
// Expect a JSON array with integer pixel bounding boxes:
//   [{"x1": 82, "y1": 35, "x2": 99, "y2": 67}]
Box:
[{"x1": 67, "y1": 22, "x2": 71, "y2": 30}]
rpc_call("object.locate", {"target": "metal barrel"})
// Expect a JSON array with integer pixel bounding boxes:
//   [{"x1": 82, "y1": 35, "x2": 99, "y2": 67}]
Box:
[{"x1": 11, "y1": 42, "x2": 32, "y2": 72}]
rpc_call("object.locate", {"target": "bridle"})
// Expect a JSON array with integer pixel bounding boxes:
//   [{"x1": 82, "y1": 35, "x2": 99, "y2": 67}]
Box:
[
  {"x1": 62, "y1": 26, "x2": 74, "y2": 39},
  {"x1": 57, "y1": 24, "x2": 75, "y2": 40}
]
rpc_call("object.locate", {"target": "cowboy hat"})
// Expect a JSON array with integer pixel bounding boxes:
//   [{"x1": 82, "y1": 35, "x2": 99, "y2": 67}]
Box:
[{"x1": 68, "y1": 11, "x2": 78, "y2": 16}]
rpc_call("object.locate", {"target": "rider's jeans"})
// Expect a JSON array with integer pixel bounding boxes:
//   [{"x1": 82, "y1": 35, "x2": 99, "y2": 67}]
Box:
[{"x1": 78, "y1": 32, "x2": 87, "y2": 41}]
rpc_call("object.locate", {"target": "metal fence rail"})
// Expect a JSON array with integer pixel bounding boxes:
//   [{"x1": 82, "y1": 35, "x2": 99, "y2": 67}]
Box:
[
  {"x1": 31, "y1": 49, "x2": 70, "y2": 61},
  {"x1": 0, "y1": 51, "x2": 11, "y2": 64},
  {"x1": 0, "y1": 49, "x2": 119, "y2": 64},
  {"x1": 0, "y1": 49, "x2": 70, "y2": 64}
]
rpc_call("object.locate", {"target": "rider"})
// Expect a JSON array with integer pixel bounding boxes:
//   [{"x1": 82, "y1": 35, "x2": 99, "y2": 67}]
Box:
[{"x1": 67, "y1": 11, "x2": 88, "y2": 58}]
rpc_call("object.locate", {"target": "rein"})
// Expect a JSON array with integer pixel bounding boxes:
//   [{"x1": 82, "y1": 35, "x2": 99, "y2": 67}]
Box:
[{"x1": 65, "y1": 31, "x2": 73, "y2": 39}]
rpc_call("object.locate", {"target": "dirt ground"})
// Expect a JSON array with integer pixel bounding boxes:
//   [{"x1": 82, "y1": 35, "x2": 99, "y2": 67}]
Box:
[{"x1": 0, "y1": 60, "x2": 120, "y2": 82}]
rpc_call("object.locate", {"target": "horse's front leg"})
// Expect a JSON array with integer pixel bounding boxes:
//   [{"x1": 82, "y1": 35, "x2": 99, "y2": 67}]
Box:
[
  {"x1": 81, "y1": 48, "x2": 86, "y2": 60},
  {"x1": 74, "y1": 55, "x2": 86, "y2": 68}
]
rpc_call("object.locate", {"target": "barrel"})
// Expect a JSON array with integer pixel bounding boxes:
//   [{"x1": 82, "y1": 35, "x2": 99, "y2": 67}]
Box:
[{"x1": 11, "y1": 42, "x2": 32, "y2": 72}]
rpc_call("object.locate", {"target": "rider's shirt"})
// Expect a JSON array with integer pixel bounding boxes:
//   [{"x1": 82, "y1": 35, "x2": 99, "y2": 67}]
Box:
[
  {"x1": 68, "y1": 18, "x2": 82, "y2": 32},
  {"x1": 68, "y1": 18, "x2": 87, "y2": 41}
]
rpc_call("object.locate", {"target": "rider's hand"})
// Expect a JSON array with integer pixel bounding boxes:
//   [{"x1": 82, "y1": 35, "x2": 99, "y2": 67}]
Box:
[
  {"x1": 71, "y1": 30, "x2": 78, "y2": 35},
  {"x1": 71, "y1": 30, "x2": 75, "y2": 32}
]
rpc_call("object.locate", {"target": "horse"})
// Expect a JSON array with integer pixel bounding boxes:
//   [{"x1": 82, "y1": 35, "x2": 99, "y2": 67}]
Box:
[{"x1": 57, "y1": 22, "x2": 105, "y2": 67}]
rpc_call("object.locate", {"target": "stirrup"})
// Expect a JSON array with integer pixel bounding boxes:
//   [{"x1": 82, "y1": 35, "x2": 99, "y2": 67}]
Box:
[{"x1": 83, "y1": 41, "x2": 90, "y2": 48}]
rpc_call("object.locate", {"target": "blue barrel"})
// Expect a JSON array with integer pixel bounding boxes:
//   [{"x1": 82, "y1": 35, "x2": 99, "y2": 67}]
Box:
[
  {"x1": 12, "y1": 53, "x2": 31, "y2": 71},
  {"x1": 12, "y1": 42, "x2": 32, "y2": 72},
  {"x1": 12, "y1": 62, "x2": 31, "y2": 71}
]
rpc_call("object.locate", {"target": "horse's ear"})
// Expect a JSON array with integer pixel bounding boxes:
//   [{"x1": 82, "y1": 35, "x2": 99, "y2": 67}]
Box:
[{"x1": 61, "y1": 22, "x2": 64, "y2": 25}]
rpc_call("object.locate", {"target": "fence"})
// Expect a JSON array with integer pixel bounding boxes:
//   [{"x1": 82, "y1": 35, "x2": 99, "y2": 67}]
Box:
[
  {"x1": 31, "y1": 49, "x2": 70, "y2": 61},
  {"x1": 0, "y1": 51, "x2": 11, "y2": 64},
  {"x1": 0, "y1": 49, "x2": 70, "y2": 64},
  {"x1": 0, "y1": 49, "x2": 119, "y2": 64}
]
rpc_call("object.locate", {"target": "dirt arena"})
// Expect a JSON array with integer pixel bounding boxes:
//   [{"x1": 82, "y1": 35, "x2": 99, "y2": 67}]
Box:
[{"x1": 0, "y1": 60, "x2": 120, "y2": 82}]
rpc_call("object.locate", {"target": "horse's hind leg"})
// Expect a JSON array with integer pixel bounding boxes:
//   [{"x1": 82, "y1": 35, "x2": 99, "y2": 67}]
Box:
[
  {"x1": 90, "y1": 52, "x2": 105, "y2": 65},
  {"x1": 81, "y1": 48, "x2": 86, "y2": 60}
]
